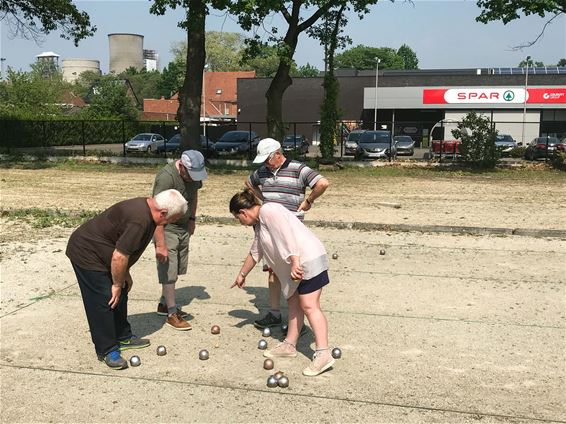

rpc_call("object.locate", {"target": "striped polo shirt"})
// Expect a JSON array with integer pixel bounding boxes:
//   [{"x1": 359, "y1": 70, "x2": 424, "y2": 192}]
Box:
[{"x1": 248, "y1": 159, "x2": 323, "y2": 220}]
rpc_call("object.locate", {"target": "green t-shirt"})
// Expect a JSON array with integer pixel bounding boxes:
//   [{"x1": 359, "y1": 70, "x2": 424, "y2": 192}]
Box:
[{"x1": 152, "y1": 162, "x2": 202, "y2": 234}]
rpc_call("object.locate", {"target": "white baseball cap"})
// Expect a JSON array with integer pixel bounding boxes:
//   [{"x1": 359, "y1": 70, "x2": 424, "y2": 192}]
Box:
[
  {"x1": 253, "y1": 138, "x2": 281, "y2": 163},
  {"x1": 181, "y1": 150, "x2": 208, "y2": 181}
]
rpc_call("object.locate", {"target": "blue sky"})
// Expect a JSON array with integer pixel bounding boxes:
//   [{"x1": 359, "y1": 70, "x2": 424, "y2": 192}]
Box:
[{"x1": 1, "y1": 0, "x2": 565, "y2": 74}]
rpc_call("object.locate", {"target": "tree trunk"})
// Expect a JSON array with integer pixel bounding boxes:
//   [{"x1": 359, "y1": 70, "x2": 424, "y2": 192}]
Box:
[
  {"x1": 177, "y1": 0, "x2": 206, "y2": 151},
  {"x1": 319, "y1": 5, "x2": 345, "y2": 161},
  {"x1": 265, "y1": 26, "x2": 299, "y2": 140}
]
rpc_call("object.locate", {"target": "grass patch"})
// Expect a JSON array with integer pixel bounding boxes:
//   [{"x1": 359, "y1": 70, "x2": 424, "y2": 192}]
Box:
[
  {"x1": 1, "y1": 156, "x2": 564, "y2": 181},
  {"x1": 1, "y1": 208, "x2": 100, "y2": 228},
  {"x1": 326, "y1": 164, "x2": 566, "y2": 181}
]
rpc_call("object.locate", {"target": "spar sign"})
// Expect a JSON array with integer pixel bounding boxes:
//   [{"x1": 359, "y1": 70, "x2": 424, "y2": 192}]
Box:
[{"x1": 423, "y1": 88, "x2": 566, "y2": 104}]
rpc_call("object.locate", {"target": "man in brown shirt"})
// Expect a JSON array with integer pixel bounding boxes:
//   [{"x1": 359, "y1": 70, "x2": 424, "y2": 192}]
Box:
[{"x1": 66, "y1": 189, "x2": 187, "y2": 370}]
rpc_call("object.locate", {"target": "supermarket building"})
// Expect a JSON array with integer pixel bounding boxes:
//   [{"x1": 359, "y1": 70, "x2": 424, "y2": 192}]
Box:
[{"x1": 236, "y1": 67, "x2": 566, "y2": 145}]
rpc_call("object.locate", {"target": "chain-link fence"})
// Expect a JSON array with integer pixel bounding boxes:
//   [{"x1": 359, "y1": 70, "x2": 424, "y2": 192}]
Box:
[{"x1": 0, "y1": 118, "x2": 559, "y2": 162}]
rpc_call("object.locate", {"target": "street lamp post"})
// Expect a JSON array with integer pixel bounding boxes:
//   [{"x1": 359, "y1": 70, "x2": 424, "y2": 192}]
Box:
[
  {"x1": 373, "y1": 57, "x2": 380, "y2": 131},
  {"x1": 202, "y1": 64, "x2": 209, "y2": 140},
  {"x1": 521, "y1": 56, "x2": 530, "y2": 146},
  {"x1": 0, "y1": 58, "x2": 6, "y2": 81}
]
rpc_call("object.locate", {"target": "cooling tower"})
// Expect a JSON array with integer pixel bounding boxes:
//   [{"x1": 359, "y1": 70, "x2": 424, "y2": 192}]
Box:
[
  {"x1": 62, "y1": 58, "x2": 101, "y2": 82},
  {"x1": 108, "y1": 33, "x2": 144, "y2": 74}
]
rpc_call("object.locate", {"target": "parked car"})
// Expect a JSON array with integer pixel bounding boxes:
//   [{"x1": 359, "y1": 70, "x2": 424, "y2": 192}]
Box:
[
  {"x1": 355, "y1": 130, "x2": 396, "y2": 160},
  {"x1": 494, "y1": 134, "x2": 517, "y2": 156},
  {"x1": 524, "y1": 136, "x2": 565, "y2": 160},
  {"x1": 281, "y1": 135, "x2": 309, "y2": 155},
  {"x1": 393, "y1": 135, "x2": 415, "y2": 156},
  {"x1": 344, "y1": 130, "x2": 365, "y2": 155},
  {"x1": 213, "y1": 131, "x2": 260, "y2": 156},
  {"x1": 125, "y1": 133, "x2": 165, "y2": 153},
  {"x1": 156, "y1": 134, "x2": 214, "y2": 154}
]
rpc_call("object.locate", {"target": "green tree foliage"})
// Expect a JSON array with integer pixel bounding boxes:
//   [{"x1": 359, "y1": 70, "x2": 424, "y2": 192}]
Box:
[
  {"x1": 159, "y1": 60, "x2": 185, "y2": 98},
  {"x1": 451, "y1": 112, "x2": 500, "y2": 169},
  {"x1": 205, "y1": 32, "x2": 246, "y2": 71},
  {"x1": 72, "y1": 70, "x2": 102, "y2": 98},
  {"x1": 172, "y1": 32, "x2": 305, "y2": 77},
  {"x1": 557, "y1": 58, "x2": 566, "y2": 66},
  {"x1": 294, "y1": 63, "x2": 320, "y2": 77},
  {"x1": 310, "y1": 5, "x2": 349, "y2": 161},
  {"x1": 475, "y1": 0, "x2": 565, "y2": 24},
  {"x1": 81, "y1": 77, "x2": 139, "y2": 120},
  {"x1": 335, "y1": 45, "x2": 405, "y2": 70},
  {"x1": 242, "y1": 43, "x2": 299, "y2": 77},
  {"x1": 397, "y1": 44, "x2": 419, "y2": 69},
  {"x1": 0, "y1": 68, "x2": 69, "y2": 119},
  {"x1": 230, "y1": 0, "x2": 379, "y2": 139},
  {"x1": 0, "y1": 0, "x2": 96, "y2": 45},
  {"x1": 151, "y1": 0, "x2": 222, "y2": 151},
  {"x1": 119, "y1": 68, "x2": 163, "y2": 100},
  {"x1": 518, "y1": 58, "x2": 545, "y2": 67},
  {"x1": 476, "y1": 0, "x2": 565, "y2": 48},
  {"x1": 171, "y1": 31, "x2": 246, "y2": 72}
]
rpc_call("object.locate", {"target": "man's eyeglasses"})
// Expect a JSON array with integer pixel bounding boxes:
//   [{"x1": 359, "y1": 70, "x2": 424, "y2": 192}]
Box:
[{"x1": 264, "y1": 151, "x2": 277, "y2": 163}]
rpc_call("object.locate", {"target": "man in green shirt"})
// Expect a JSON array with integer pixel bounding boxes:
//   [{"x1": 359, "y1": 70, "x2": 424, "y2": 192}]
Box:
[{"x1": 153, "y1": 150, "x2": 207, "y2": 330}]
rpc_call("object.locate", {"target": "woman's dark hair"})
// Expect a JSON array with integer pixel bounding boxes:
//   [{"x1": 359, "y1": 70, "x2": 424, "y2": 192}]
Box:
[{"x1": 229, "y1": 188, "x2": 261, "y2": 214}]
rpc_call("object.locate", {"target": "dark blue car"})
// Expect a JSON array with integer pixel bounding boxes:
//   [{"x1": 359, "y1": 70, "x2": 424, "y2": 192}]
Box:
[{"x1": 156, "y1": 134, "x2": 214, "y2": 154}]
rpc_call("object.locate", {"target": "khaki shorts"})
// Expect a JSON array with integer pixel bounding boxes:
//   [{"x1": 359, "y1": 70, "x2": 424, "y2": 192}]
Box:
[{"x1": 156, "y1": 230, "x2": 189, "y2": 284}]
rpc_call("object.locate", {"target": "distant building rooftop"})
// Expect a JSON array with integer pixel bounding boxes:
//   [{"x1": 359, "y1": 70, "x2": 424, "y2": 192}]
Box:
[{"x1": 333, "y1": 67, "x2": 566, "y2": 77}]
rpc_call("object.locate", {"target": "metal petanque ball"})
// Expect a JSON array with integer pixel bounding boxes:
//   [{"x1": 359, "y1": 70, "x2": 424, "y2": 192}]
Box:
[
  {"x1": 281, "y1": 323, "x2": 288, "y2": 333},
  {"x1": 266, "y1": 375, "x2": 278, "y2": 388},
  {"x1": 277, "y1": 375, "x2": 289, "y2": 388},
  {"x1": 379, "y1": 249, "x2": 386, "y2": 255},
  {"x1": 262, "y1": 327, "x2": 271, "y2": 337},
  {"x1": 129, "y1": 355, "x2": 141, "y2": 367},
  {"x1": 199, "y1": 349, "x2": 209, "y2": 360},
  {"x1": 263, "y1": 358, "x2": 274, "y2": 370},
  {"x1": 211, "y1": 325, "x2": 220, "y2": 335},
  {"x1": 258, "y1": 339, "x2": 268, "y2": 350},
  {"x1": 331, "y1": 347, "x2": 342, "y2": 359},
  {"x1": 156, "y1": 345, "x2": 167, "y2": 356},
  {"x1": 273, "y1": 371, "x2": 284, "y2": 380},
  {"x1": 332, "y1": 253, "x2": 338, "y2": 260}
]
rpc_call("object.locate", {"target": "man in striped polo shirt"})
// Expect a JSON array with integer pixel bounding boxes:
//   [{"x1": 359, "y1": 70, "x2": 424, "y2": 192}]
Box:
[{"x1": 246, "y1": 138, "x2": 330, "y2": 329}]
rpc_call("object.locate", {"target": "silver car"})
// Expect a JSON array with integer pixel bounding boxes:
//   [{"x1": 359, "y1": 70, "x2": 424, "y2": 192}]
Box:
[
  {"x1": 494, "y1": 134, "x2": 517, "y2": 156},
  {"x1": 125, "y1": 133, "x2": 165, "y2": 153},
  {"x1": 344, "y1": 130, "x2": 365, "y2": 155},
  {"x1": 393, "y1": 135, "x2": 415, "y2": 156},
  {"x1": 356, "y1": 130, "x2": 396, "y2": 160}
]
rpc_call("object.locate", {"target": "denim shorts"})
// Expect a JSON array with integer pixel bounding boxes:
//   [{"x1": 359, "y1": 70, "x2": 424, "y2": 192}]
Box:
[{"x1": 297, "y1": 270, "x2": 329, "y2": 295}]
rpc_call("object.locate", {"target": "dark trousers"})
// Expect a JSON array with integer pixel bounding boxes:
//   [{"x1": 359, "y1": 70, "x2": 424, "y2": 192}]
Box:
[{"x1": 71, "y1": 262, "x2": 132, "y2": 357}]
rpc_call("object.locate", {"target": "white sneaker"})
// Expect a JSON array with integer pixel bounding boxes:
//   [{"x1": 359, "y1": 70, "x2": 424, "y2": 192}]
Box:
[{"x1": 303, "y1": 349, "x2": 335, "y2": 376}]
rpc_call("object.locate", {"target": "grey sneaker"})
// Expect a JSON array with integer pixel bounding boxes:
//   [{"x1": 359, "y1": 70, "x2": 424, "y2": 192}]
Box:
[
  {"x1": 254, "y1": 312, "x2": 282, "y2": 329},
  {"x1": 98, "y1": 350, "x2": 128, "y2": 370},
  {"x1": 303, "y1": 349, "x2": 335, "y2": 376},
  {"x1": 263, "y1": 340, "x2": 298, "y2": 358},
  {"x1": 119, "y1": 336, "x2": 150, "y2": 351}
]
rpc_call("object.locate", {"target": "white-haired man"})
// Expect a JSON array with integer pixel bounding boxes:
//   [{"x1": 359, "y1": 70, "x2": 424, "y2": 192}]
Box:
[
  {"x1": 67, "y1": 189, "x2": 188, "y2": 369},
  {"x1": 246, "y1": 138, "x2": 329, "y2": 330},
  {"x1": 153, "y1": 150, "x2": 208, "y2": 330}
]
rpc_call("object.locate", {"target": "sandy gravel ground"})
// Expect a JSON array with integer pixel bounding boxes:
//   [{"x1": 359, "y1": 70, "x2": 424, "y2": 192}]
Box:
[{"x1": 0, "y1": 164, "x2": 565, "y2": 423}]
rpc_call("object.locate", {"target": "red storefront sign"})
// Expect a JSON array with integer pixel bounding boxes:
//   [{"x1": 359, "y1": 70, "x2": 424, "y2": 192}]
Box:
[{"x1": 423, "y1": 88, "x2": 566, "y2": 104}]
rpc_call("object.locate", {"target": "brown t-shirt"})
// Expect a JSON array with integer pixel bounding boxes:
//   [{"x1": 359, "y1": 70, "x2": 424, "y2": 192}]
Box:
[{"x1": 66, "y1": 197, "x2": 156, "y2": 272}]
